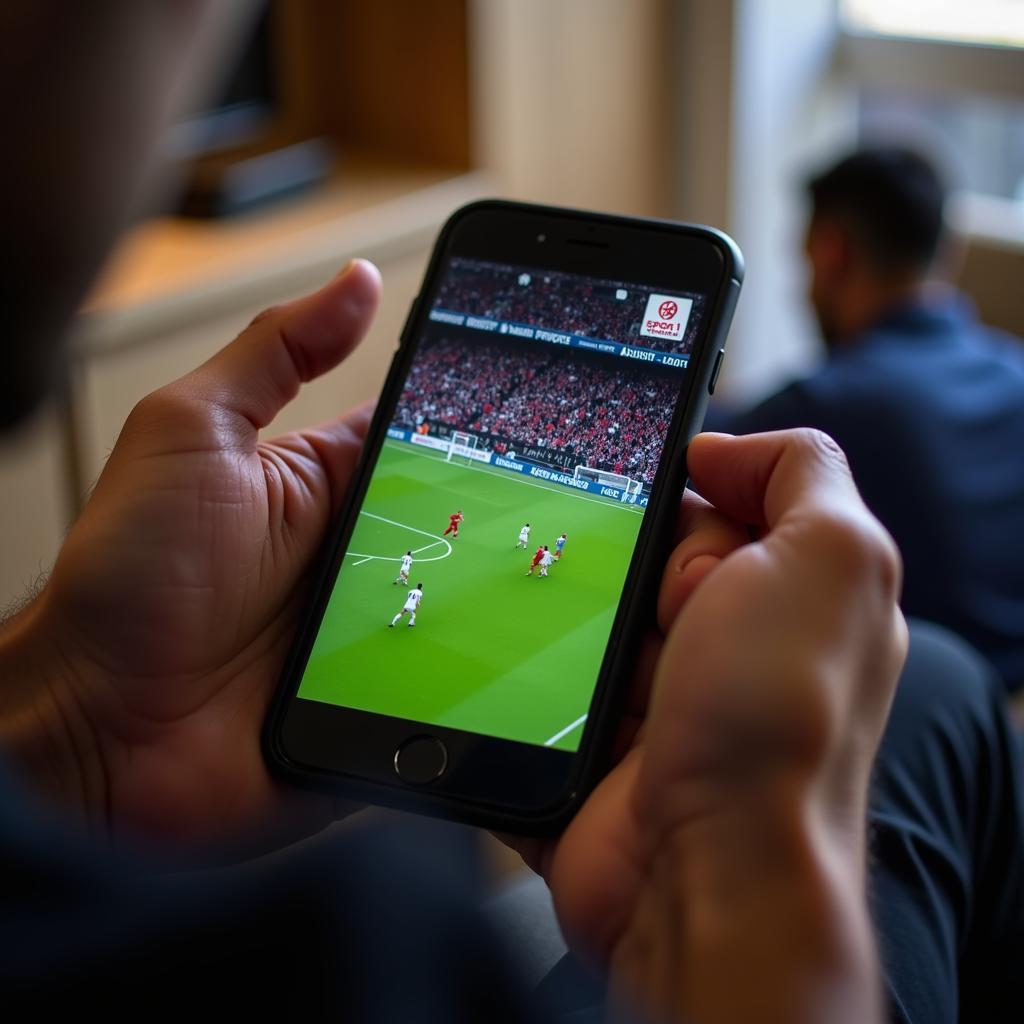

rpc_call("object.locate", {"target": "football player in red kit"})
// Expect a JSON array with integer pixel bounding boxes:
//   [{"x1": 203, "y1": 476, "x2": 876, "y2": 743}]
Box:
[
  {"x1": 525, "y1": 544, "x2": 547, "y2": 576},
  {"x1": 442, "y1": 509, "x2": 464, "y2": 538}
]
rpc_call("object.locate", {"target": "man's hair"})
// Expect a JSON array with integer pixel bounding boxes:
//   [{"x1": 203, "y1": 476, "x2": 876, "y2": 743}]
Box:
[{"x1": 806, "y1": 146, "x2": 947, "y2": 276}]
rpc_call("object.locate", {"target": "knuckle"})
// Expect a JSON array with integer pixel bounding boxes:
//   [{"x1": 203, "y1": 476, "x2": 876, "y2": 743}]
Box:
[
  {"x1": 125, "y1": 387, "x2": 180, "y2": 427},
  {"x1": 806, "y1": 510, "x2": 902, "y2": 598},
  {"x1": 792, "y1": 427, "x2": 852, "y2": 476},
  {"x1": 123, "y1": 382, "x2": 212, "y2": 440}
]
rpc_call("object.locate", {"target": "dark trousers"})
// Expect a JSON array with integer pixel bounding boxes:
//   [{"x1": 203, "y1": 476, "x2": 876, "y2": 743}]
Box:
[{"x1": 871, "y1": 620, "x2": 1024, "y2": 1022}]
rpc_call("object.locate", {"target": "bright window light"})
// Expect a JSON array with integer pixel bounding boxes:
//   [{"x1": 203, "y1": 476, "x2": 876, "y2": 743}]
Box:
[{"x1": 841, "y1": 0, "x2": 1024, "y2": 49}]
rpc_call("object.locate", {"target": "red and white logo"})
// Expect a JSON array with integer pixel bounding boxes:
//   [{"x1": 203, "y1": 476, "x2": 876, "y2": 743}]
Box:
[{"x1": 640, "y1": 293, "x2": 692, "y2": 342}]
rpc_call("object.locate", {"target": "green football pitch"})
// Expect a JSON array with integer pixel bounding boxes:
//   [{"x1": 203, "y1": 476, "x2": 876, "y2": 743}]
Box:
[{"x1": 297, "y1": 439, "x2": 644, "y2": 751}]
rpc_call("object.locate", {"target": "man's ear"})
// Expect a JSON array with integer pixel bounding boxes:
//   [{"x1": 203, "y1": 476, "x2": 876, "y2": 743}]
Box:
[{"x1": 808, "y1": 218, "x2": 852, "y2": 285}]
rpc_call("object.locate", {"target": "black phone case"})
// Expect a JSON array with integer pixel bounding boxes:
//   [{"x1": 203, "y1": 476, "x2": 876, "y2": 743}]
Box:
[{"x1": 263, "y1": 199, "x2": 743, "y2": 833}]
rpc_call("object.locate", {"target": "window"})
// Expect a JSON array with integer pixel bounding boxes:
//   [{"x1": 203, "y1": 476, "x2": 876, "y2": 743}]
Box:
[
  {"x1": 840, "y1": 0, "x2": 1024, "y2": 207},
  {"x1": 859, "y1": 90, "x2": 1024, "y2": 202},
  {"x1": 841, "y1": 0, "x2": 1024, "y2": 49}
]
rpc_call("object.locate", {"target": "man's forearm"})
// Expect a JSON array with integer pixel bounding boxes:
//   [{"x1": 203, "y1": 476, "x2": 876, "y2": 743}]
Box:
[{"x1": 610, "y1": 784, "x2": 881, "y2": 1024}]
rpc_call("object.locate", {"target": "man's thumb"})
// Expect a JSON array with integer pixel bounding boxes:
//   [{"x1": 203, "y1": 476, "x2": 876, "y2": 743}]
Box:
[{"x1": 185, "y1": 259, "x2": 382, "y2": 430}]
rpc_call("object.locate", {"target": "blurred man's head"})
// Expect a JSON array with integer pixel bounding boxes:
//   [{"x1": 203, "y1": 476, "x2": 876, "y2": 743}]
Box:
[
  {"x1": 803, "y1": 146, "x2": 948, "y2": 347},
  {"x1": 0, "y1": 1, "x2": 257, "y2": 430}
]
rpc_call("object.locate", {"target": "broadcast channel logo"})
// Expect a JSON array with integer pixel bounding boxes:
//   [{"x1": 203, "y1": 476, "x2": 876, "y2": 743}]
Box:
[{"x1": 640, "y1": 293, "x2": 693, "y2": 342}]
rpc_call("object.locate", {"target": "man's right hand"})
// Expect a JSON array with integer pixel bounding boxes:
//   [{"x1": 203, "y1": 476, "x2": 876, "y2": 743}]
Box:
[{"x1": 528, "y1": 430, "x2": 907, "y2": 1024}]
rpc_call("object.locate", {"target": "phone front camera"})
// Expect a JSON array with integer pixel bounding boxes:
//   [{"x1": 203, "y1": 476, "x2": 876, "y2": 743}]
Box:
[{"x1": 536, "y1": 233, "x2": 547, "y2": 243}]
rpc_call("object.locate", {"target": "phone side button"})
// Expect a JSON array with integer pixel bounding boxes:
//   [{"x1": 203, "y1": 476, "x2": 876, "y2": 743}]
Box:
[
  {"x1": 708, "y1": 348, "x2": 725, "y2": 396},
  {"x1": 394, "y1": 735, "x2": 449, "y2": 785}
]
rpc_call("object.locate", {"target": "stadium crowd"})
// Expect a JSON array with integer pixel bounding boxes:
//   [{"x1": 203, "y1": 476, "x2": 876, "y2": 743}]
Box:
[
  {"x1": 394, "y1": 337, "x2": 678, "y2": 486},
  {"x1": 434, "y1": 258, "x2": 700, "y2": 356}
]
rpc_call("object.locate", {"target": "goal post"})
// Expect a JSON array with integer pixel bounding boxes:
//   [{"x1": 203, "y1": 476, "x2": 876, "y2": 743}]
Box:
[
  {"x1": 446, "y1": 431, "x2": 479, "y2": 466},
  {"x1": 573, "y1": 464, "x2": 642, "y2": 503}
]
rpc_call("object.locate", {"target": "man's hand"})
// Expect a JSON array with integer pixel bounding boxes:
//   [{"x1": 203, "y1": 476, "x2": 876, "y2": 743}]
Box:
[
  {"x1": 514, "y1": 430, "x2": 907, "y2": 1024},
  {"x1": 0, "y1": 260, "x2": 382, "y2": 847}
]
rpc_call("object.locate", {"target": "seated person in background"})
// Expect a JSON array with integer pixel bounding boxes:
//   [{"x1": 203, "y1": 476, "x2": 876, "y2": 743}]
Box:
[{"x1": 709, "y1": 146, "x2": 1024, "y2": 692}]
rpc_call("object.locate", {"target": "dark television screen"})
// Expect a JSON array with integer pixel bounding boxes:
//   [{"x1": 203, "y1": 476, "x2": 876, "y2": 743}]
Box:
[{"x1": 168, "y1": 6, "x2": 276, "y2": 159}]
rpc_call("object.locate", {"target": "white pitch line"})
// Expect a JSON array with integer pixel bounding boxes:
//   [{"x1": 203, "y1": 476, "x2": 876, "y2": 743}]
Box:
[
  {"x1": 544, "y1": 713, "x2": 588, "y2": 747},
  {"x1": 351, "y1": 539, "x2": 444, "y2": 566},
  {"x1": 361, "y1": 510, "x2": 450, "y2": 539},
  {"x1": 345, "y1": 514, "x2": 453, "y2": 566},
  {"x1": 412, "y1": 540, "x2": 446, "y2": 554},
  {"x1": 382, "y1": 441, "x2": 646, "y2": 514}
]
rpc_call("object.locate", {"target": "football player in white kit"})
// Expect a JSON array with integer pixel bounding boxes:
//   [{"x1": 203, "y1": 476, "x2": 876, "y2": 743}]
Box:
[
  {"x1": 538, "y1": 548, "x2": 555, "y2": 578},
  {"x1": 516, "y1": 523, "x2": 531, "y2": 549},
  {"x1": 393, "y1": 550, "x2": 413, "y2": 585},
  {"x1": 389, "y1": 583, "x2": 423, "y2": 627}
]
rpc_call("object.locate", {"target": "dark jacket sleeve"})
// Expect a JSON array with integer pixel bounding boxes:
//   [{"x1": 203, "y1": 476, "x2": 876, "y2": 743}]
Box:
[{"x1": 0, "y1": 759, "x2": 570, "y2": 1022}]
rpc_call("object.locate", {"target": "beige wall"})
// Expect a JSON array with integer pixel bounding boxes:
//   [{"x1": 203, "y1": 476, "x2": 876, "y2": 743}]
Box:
[
  {"x1": 472, "y1": 0, "x2": 672, "y2": 216},
  {"x1": 0, "y1": 407, "x2": 68, "y2": 608}
]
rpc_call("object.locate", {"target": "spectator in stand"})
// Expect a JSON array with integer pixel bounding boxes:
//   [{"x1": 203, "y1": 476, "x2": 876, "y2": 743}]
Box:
[
  {"x1": 434, "y1": 260, "x2": 703, "y2": 357},
  {"x1": 394, "y1": 337, "x2": 677, "y2": 486}
]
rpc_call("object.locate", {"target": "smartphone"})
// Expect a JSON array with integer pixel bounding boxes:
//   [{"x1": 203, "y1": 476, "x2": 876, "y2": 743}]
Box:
[{"x1": 263, "y1": 200, "x2": 742, "y2": 833}]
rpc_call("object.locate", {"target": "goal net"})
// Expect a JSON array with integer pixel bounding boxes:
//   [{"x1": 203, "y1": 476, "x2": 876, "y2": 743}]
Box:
[
  {"x1": 446, "y1": 431, "x2": 479, "y2": 466},
  {"x1": 574, "y1": 465, "x2": 643, "y2": 503}
]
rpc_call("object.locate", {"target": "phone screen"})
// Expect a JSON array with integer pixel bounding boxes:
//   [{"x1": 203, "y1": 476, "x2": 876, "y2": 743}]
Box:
[{"x1": 295, "y1": 255, "x2": 707, "y2": 752}]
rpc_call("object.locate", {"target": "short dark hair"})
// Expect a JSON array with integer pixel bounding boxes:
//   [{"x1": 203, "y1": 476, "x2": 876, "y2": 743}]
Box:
[{"x1": 806, "y1": 146, "x2": 947, "y2": 276}]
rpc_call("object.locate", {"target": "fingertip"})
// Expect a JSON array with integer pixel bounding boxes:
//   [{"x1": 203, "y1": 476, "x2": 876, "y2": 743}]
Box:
[
  {"x1": 338, "y1": 257, "x2": 382, "y2": 289},
  {"x1": 686, "y1": 432, "x2": 747, "y2": 514},
  {"x1": 328, "y1": 258, "x2": 383, "y2": 314},
  {"x1": 687, "y1": 430, "x2": 733, "y2": 472},
  {"x1": 688, "y1": 430, "x2": 734, "y2": 463}
]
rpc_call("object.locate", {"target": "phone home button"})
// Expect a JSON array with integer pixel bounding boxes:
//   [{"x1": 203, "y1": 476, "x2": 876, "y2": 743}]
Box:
[{"x1": 394, "y1": 735, "x2": 448, "y2": 785}]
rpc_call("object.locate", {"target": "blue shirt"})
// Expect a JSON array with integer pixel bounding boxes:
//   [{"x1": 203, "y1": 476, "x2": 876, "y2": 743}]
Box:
[{"x1": 708, "y1": 294, "x2": 1024, "y2": 692}]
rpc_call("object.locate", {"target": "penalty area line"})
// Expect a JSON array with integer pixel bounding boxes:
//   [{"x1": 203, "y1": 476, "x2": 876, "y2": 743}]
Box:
[
  {"x1": 351, "y1": 539, "x2": 445, "y2": 566},
  {"x1": 543, "y1": 713, "x2": 588, "y2": 747},
  {"x1": 345, "y1": 515, "x2": 452, "y2": 565}
]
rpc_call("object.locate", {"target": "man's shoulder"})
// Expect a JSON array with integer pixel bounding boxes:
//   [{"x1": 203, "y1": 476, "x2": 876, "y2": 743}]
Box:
[{"x1": 706, "y1": 373, "x2": 831, "y2": 436}]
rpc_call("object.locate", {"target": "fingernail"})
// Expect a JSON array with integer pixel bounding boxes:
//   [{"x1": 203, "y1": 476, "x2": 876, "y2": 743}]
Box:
[{"x1": 674, "y1": 553, "x2": 720, "y2": 587}]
